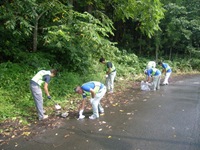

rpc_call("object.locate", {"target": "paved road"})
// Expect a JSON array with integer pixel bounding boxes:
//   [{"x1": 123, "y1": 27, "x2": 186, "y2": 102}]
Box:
[{"x1": 1, "y1": 76, "x2": 200, "y2": 150}]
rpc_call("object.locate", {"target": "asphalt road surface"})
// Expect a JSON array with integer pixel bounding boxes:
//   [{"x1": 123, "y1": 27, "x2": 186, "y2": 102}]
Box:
[{"x1": 1, "y1": 75, "x2": 200, "y2": 150}]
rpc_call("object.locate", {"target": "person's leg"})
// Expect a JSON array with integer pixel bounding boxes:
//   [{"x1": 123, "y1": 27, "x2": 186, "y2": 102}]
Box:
[
  {"x1": 106, "y1": 75, "x2": 111, "y2": 92},
  {"x1": 97, "y1": 86, "x2": 107, "y2": 113},
  {"x1": 163, "y1": 72, "x2": 171, "y2": 84},
  {"x1": 30, "y1": 84, "x2": 44, "y2": 120},
  {"x1": 157, "y1": 76, "x2": 161, "y2": 90},
  {"x1": 91, "y1": 99, "x2": 99, "y2": 118},
  {"x1": 90, "y1": 86, "x2": 107, "y2": 119},
  {"x1": 153, "y1": 76, "x2": 159, "y2": 91},
  {"x1": 110, "y1": 71, "x2": 116, "y2": 92}
]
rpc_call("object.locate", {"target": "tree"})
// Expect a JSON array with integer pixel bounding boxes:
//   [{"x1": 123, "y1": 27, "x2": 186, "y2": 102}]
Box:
[
  {"x1": 160, "y1": 3, "x2": 192, "y2": 59},
  {"x1": 0, "y1": 0, "x2": 69, "y2": 52}
]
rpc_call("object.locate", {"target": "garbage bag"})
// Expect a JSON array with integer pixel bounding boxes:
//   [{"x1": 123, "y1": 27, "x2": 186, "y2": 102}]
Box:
[{"x1": 141, "y1": 81, "x2": 151, "y2": 91}]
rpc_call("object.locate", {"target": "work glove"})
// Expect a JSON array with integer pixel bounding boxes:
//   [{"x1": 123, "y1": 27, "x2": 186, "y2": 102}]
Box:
[
  {"x1": 47, "y1": 96, "x2": 51, "y2": 99},
  {"x1": 78, "y1": 109, "x2": 85, "y2": 119},
  {"x1": 146, "y1": 82, "x2": 152, "y2": 86},
  {"x1": 79, "y1": 109, "x2": 84, "y2": 116}
]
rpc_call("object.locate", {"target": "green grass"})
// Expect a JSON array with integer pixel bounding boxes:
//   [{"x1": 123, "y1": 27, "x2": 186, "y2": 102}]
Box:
[{"x1": 0, "y1": 57, "x2": 199, "y2": 124}]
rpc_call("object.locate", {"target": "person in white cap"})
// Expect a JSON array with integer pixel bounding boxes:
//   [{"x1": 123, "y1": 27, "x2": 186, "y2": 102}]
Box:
[{"x1": 144, "y1": 68, "x2": 161, "y2": 91}]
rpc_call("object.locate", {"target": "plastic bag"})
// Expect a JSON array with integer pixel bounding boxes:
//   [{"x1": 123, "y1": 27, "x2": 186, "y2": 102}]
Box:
[{"x1": 141, "y1": 81, "x2": 151, "y2": 91}]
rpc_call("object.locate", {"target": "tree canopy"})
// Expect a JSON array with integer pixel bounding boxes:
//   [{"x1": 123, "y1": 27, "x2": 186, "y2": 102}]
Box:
[
  {"x1": 0, "y1": 0, "x2": 200, "y2": 123},
  {"x1": 0, "y1": 0, "x2": 199, "y2": 69}
]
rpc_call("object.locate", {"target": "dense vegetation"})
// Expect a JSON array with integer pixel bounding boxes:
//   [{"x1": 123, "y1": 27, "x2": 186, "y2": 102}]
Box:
[{"x1": 0, "y1": 0, "x2": 199, "y2": 123}]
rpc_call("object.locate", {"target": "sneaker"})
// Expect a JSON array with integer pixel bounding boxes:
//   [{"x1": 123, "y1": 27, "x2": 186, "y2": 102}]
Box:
[
  {"x1": 39, "y1": 115, "x2": 48, "y2": 121},
  {"x1": 100, "y1": 112, "x2": 105, "y2": 116},
  {"x1": 89, "y1": 115, "x2": 98, "y2": 120},
  {"x1": 79, "y1": 115, "x2": 85, "y2": 119},
  {"x1": 162, "y1": 83, "x2": 168, "y2": 85},
  {"x1": 108, "y1": 91, "x2": 113, "y2": 94}
]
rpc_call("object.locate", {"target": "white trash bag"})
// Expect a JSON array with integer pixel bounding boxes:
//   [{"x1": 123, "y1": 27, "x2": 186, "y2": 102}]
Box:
[{"x1": 141, "y1": 81, "x2": 151, "y2": 91}]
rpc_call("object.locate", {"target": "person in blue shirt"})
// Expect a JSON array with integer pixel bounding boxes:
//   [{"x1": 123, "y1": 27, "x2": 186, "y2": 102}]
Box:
[
  {"x1": 158, "y1": 61, "x2": 172, "y2": 85},
  {"x1": 144, "y1": 68, "x2": 161, "y2": 91},
  {"x1": 74, "y1": 81, "x2": 107, "y2": 120}
]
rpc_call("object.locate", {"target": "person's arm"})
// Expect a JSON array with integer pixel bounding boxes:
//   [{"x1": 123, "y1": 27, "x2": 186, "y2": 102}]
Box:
[
  {"x1": 79, "y1": 98, "x2": 86, "y2": 111},
  {"x1": 162, "y1": 64, "x2": 166, "y2": 74},
  {"x1": 44, "y1": 82, "x2": 50, "y2": 97},
  {"x1": 90, "y1": 88, "x2": 96, "y2": 98},
  {"x1": 162, "y1": 68, "x2": 166, "y2": 75},
  {"x1": 106, "y1": 67, "x2": 111, "y2": 75},
  {"x1": 146, "y1": 70, "x2": 152, "y2": 82},
  {"x1": 146, "y1": 76, "x2": 151, "y2": 82},
  {"x1": 106, "y1": 62, "x2": 112, "y2": 74}
]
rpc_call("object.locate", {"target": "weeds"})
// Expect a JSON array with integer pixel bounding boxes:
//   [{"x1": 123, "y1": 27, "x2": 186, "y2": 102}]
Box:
[{"x1": 0, "y1": 57, "x2": 199, "y2": 124}]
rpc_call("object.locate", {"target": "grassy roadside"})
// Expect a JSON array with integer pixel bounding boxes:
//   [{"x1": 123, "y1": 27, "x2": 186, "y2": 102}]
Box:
[{"x1": 1, "y1": 71, "x2": 200, "y2": 146}]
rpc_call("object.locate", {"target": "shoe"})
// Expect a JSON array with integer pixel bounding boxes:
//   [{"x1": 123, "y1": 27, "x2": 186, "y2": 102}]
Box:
[
  {"x1": 39, "y1": 115, "x2": 48, "y2": 121},
  {"x1": 162, "y1": 83, "x2": 168, "y2": 85},
  {"x1": 79, "y1": 115, "x2": 85, "y2": 119},
  {"x1": 89, "y1": 115, "x2": 98, "y2": 120},
  {"x1": 108, "y1": 91, "x2": 113, "y2": 94},
  {"x1": 100, "y1": 112, "x2": 105, "y2": 116}
]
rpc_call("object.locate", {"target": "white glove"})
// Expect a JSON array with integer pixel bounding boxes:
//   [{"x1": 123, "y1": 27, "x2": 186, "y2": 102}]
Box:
[
  {"x1": 105, "y1": 74, "x2": 108, "y2": 78},
  {"x1": 79, "y1": 109, "x2": 84, "y2": 116},
  {"x1": 78, "y1": 109, "x2": 85, "y2": 119},
  {"x1": 146, "y1": 82, "x2": 152, "y2": 86}
]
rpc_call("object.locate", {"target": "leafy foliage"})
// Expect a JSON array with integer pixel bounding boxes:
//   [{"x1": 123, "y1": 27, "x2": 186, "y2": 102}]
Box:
[
  {"x1": 0, "y1": 0, "x2": 200, "y2": 124},
  {"x1": 44, "y1": 10, "x2": 117, "y2": 73}
]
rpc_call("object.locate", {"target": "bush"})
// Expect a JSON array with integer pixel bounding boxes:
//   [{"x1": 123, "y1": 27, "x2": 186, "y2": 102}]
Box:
[
  {"x1": 0, "y1": 53, "x2": 198, "y2": 123},
  {"x1": 190, "y1": 59, "x2": 200, "y2": 71},
  {"x1": 0, "y1": 62, "x2": 34, "y2": 121}
]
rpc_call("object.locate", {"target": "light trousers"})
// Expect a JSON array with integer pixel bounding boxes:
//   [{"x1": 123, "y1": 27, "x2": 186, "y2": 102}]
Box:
[
  {"x1": 90, "y1": 86, "x2": 107, "y2": 118},
  {"x1": 106, "y1": 71, "x2": 116, "y2": 92},
  {"x1": 30, "y1": 82, "x2": 44, "y2": 120},
  {"x1": 153, "y1": 75, "x2": 161, "y2": 90},
  {"x1": 163, "y1": 72, "x2": 171, "y2": 84}
]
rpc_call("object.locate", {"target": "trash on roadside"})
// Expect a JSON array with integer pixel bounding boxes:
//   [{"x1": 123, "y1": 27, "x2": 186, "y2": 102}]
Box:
[
  {"x1": 61, "y1": 112, "x2": 69, "y2": 118},
  {"x1": 140, "y1": 81, "x2": 151, "y2": 91}
]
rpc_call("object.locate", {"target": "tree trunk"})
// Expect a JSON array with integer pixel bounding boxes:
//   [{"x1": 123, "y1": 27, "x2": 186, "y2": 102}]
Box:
[
  {"x1": 87, "y1": 4, "x2": 92, "y2": 13},
  {"x1": 155, "y1": 33, "x2": 160, "y2": 62},
  {"x1": 33, "y1": 17, "x2": 38, "y2": 52},
  {"x1": 32, "y1": 11, "x2": 45, "y2": 52},
  {"x1": 155, "y1": 43, "x2": 159, "y2": 62},
  {"x1": 169, "y1": 47, "x2": 172, "y2": 60},
  {"x1": 69, "y1": 0, "x2": 73, "y2": 5},
  {"x1": 139, "y1": 34, "x2": 142, "y2": 56}
]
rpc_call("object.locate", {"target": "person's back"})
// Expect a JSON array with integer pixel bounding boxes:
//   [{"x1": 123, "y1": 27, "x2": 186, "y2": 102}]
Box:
[
  {"x1": 147, "y1": 61, "x2": 156, "y2": 69},
  {"x1": 158, "y1": 61, "x2": 172, "y2": 85}
]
